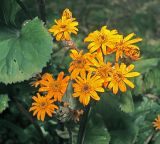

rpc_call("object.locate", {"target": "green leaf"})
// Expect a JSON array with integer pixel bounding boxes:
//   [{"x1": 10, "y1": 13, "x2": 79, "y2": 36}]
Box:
[
  {"x1": 0, "y1": 17, "x2": 53, "y2": 84},
  {"x1": 63, "y1": 81, "x2": 82, "y2": 109},
  {"x1": 0, "y1": 94, "x2": 9, "y2": 113},
  {"x1": 110, "y1": 123, "x2": 139, "y2": 144},
  {"x1": 55, "y1": 127, "x2": 69, "y2": 139},
  {"x1": 94, "y1": 93, "x2": 138, "y2": 143},
  {"x1": 134, "y1": 58, "x2": 160, "y2": 73},
  {"x1": 133, "y1": 75, "x2": 143, "y2": 95},
  {"x1": 84, "y1": 114, "x2": 111, "y2": 144},
  {"x1": 119, "y1": 91, "x2": 134, "y2": 113},
  {"x1": 0, "y1": 0, "x2": 20, "y2": 25},
  {"x1": 132, "y1": 97, "x2": 160, "y2": 143},
  {"x1": 154, "y1": 132, "x2": 160, "y2": 144}
]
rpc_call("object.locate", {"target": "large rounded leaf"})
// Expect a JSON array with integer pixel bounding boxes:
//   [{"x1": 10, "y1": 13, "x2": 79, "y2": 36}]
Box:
[{"x1": 0, "y1": 18, "x2": 53, "y2": 84}]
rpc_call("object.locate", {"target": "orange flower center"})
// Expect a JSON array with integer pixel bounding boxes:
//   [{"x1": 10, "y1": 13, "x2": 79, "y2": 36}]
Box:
[
  {"x1": 97, "y1": 66, "x2": 111, "y2": 78},
  {"x1": 51, "y1": 81, "x2": 61, "y2": 91},
  {"x1": 82, "y1": 83, "x2": 91, "y2": 93},
  {"x1": 113, "y1": 72, "x2": 124, "y2": 82},
  {"x1": 98, "y1": 34, "x2": 107, "y2": 43},
  {"x1": 60, "y1": 24, "x2": 67, "y2": 30},
  {"x1": 40, "y1": 102, "x2": 48, "y2": 109},
  {"x1": 74, "y1": 58, "x2": 86, "y2": 68}
]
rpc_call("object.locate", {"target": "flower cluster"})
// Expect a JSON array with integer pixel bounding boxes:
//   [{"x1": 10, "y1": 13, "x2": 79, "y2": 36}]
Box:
[
  {"x1": 30, "y1": 72, "x2": 70, "y2": 121},
  {"x1": 30, "y1": 9, "x2": 142, "y2": 121}
]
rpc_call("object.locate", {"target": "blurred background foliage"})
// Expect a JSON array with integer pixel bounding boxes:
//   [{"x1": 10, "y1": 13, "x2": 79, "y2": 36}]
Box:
[{"x1": 0, "y1": 0, "x2": 160, "y2": 144}]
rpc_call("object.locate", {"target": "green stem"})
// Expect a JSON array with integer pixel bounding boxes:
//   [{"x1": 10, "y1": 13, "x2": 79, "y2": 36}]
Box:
[
  {"x1": 77, "y1": 105, "x2": 91, "y2": 144},
  {"x1": 37, "y1": 0, "x2": 46, "y2": 24}
]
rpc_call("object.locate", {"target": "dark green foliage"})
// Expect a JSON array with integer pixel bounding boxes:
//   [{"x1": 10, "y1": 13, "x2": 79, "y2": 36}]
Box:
[{"x1": 0, "y1": 0, "x2": 160, "y2": 144}]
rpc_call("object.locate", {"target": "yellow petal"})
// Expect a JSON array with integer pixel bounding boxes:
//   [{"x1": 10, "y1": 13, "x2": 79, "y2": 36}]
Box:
[
  {"x1": 57, "y1": 72, "x2": 64, "y2": 80},
  {"x1": 125, "y1": 38, "x2": 142, "y2": 45},
  {"x1": 102, "y1": 44, "x2": 107, "y2": 55},
  {"x1": 126, "y1": 64, "x2": 135, "y2": 72},
  {"x1": 125, "y1": 72, "x2": 140, "y2": 77},
  {"x1": 80, "y1": 69, "x2": 86, "y2": 81},
  {"x1": 118, "y1": 81, "x2": 127, "y2": 92},
  {"x1": 124, "y1": 33, "x2": 135, "y2": 42},
  {"x1": 113, "y1": 82, "x2": 118, "y2": 94},
  {"x1": 41, "y1": 110, "x2": 45, "y2": 121},
  {"x1": 56, "y1": 33, "x2": 63, "y2": 41},
  {"x1": 72, "y1": 93, "x2": 80, "y2": 97},
  {"x1": 90, "y1": 91, "x2": 100, "y2": 101},
  {"x1": 83, "y1": 95, "x2": 90, "y2": 106},
  {"x1": 108, "y1": 81, "x2": 114, "y2": 89},
  {"x1": 123, "y1": 78, "x2": 134, "y2": 88},
  {"x1": 95, "y1": 87, "x2": 104, "y2": 92}
]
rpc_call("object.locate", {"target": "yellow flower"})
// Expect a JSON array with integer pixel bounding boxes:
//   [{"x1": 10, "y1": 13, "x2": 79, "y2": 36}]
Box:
[
  {"x1": 153, "y1": 115, "x2": 160, "y2": 130},
  {"x1": 89, "y1": 50, "x2": 112, "y2": 87},
  {"x1": 107, "y1": 63, "x2": 140, "y2": 94},
  {"x1": 69, "y1": 50, "x2": 93, "y2": 79},
  {"x1": 49, "y1": 16, "x2": 78, "y2": 41},
  {"x1": 37, "y1": 72, "x2": 70, "y2": 101},
  {"x1": 29, "y1": 93, "x2": 58, "y2": 121},
  {"x1": 84, "y1": 26, "x2": 122, "y2": 55},
  {"x1": 62, "y1": 8, "x2": 72, "y2": 19},
  {"x1": 72, "y1": 71, "x2": 104, "y2": 106},
  {"x1": 111, "y1": 33, "x2": 142, "y2": 61}
]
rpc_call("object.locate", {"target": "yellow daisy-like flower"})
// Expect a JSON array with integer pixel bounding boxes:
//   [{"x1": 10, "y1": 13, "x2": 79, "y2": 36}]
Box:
[
  {"x1": 84, "y1": 26, "x2": 122, "y2": 55},
  {"x1": 110, "y1": 33, "x2": 142, "y2": 61},
  {"x1": 62, "y1": 8, "x2": 72, "y2": 19},
  {"x1": 89, "y1": 50, "x2": 112, "y2": 87},
  {"x1": 29, "y1": 93, "x2": 58, "y2": 121},
  {"x1": 153, "y1": 115, "x2": 160, "y2": 130},
  {"x1": 49, "y1": 16, "x2": 78, "y2": 41},
  {"x1": 72, "y1": 71, "x2": 104, "y2": 106},
  {"x1": 69, "y1": 50, "x2": 93, "y2": 79},
  {"x1": 37, "y1": 72, "x2": 70, "y2": 101},
  {"x1": 107, "y1": 63, "x2": 140, "y2": 94}
]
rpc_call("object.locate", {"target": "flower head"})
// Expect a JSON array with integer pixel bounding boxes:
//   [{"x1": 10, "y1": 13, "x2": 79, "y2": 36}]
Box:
[
  {"x1": 62, "y1": 8, "x2": 72, "y2": 19},
  {"x1": 124, "y1": 47, "x2": 140, "y2": 61},
  {"x1": 107, "y1": 63, "x2": 140, "y2": 94},
  {"x1": 84, "y1": 26, "x2": 122, "y2": 55},
  {"x1": 109, "y1": 33, "x2": 142, "y2": 61},
  {"x1": 49, "y1": 16, "x2": 78, "y2": 41},
  {"x1": 29, "y1": 93, "x2": 58, "y2": 121},
  {"x1": 153, "y1": 115, "x2": 160, "y2": 130},
  {"x1": 69, "y1": 50, "x2": 93, "y2": 79},
  {"x1": 36, "y1": 72, "x2": 70, "y2": 101},
  {"x1": 89, "y1": 50, "x2": 112, "y2": 87},
  {"x1": 72, "y1": 71, "x2": 104, "y2": 105}
]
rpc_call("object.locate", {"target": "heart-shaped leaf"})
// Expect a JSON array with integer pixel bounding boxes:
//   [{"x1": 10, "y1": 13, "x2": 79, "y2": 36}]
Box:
[{"x1": 0, "y1": 17, "x2": 53, "y2": 84}]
